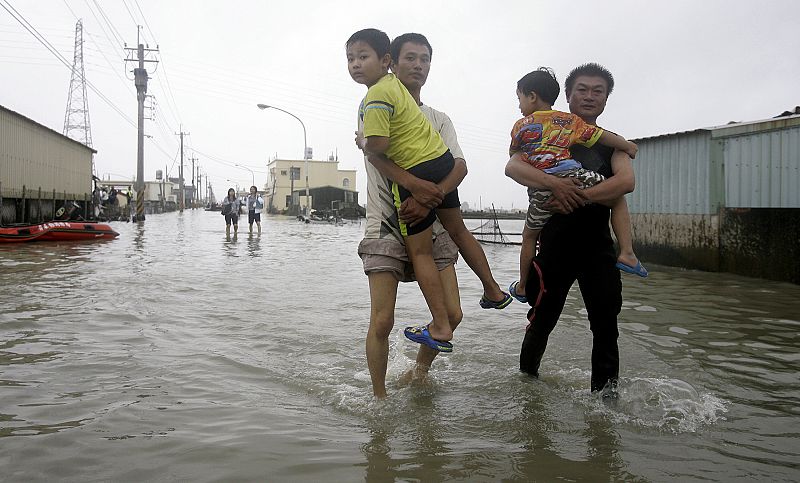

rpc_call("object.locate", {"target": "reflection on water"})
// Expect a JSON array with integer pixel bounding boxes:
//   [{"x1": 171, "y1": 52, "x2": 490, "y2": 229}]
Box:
[
  {"x1": 0, "y1": 211, "x2": 797, "y2": 481},
  {"x1": 246, "y1": 233, "x2": 262, "y2": 258}
]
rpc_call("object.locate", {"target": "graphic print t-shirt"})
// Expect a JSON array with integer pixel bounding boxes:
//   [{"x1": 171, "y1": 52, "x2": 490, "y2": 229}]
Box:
[{"x1": 509, "y1": 110, "x2": 603, "y2": 170}]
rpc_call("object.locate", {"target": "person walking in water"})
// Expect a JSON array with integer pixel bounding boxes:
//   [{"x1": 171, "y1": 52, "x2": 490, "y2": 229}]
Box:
[
  {"x1": 348, "y1": 28, "x2": 511, "y2": 353},
  {"x1": 221, "y1": 188, "x2": 243, "y2": 238},
  {"x1": 506, "y1": 63, "x2": 636, "y2": 395},
  {"x1": 246, "y1": 185, "x2": 264, "y2": 235}
]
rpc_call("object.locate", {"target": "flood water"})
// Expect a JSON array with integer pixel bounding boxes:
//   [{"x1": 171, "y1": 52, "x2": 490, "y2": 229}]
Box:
[{"x1": 1, "y1": 210, "x2": 798, "y2": 482}]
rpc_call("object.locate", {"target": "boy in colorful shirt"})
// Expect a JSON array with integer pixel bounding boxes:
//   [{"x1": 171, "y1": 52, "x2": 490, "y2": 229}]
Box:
[
  {"x1": 346, "y1": 28, "x2": 503, "y2": 352},
  {"x1": 508, "y1": 67, "x2": 647, "y2": 304}
]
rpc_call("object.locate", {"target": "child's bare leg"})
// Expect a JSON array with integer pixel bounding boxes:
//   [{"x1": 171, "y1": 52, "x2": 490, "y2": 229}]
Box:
[
  {"x1": 610, "y1": 197, "x2": 639, "y2": 267},
  {"x1": 517, "y1": 225, "x2": 540, "y2": 298},
  {"x1": 402, "y1": 264, "x2": 463, "y2": 385},
  {"x1": 405, "y1": 228, "x2": 453, "y2": 342},
  {"x1": 436, "y1": 207, "x2": 506, "y2": 302}
]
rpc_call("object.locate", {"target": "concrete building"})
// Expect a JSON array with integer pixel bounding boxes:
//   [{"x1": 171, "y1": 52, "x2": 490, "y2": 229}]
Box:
[
  {"x1": 629, "y1": 109, "x2": 800, "y2": 283},
  {"x1": 0, "y1": 104, "x2": 97, "y2": 223},
  {"x1": 265, "y1": 154, "x2": 357, "y2": 213}
]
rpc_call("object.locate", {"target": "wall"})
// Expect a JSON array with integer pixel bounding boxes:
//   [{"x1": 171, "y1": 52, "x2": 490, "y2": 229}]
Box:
[
  {"x1": 718, "y1": 208, "x2": 800, "y2": 284},
  {"x1": 0, "y1": 106, "x2": 94, "y2": 199},
  {"x1": 629, "y1": 116, "x2": 800, "y2": 283},
  {"x1": 631, "y1": 213, "x2": 719, "y2": 272}
]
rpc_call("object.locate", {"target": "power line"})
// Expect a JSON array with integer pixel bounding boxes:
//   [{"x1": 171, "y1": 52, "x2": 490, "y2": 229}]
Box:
[
  {"x1": 90, "y1": 0, "x2": 126, "y2": 50},
  {"x1": 0, "y1": 0, "x2": 136, "y2": 128},
  {"x1": 60, "y1": 0, "x2": 135, "y2": 96},
  {"x1": 128, "y1": 0, "x2": 183, "y2": 127}
]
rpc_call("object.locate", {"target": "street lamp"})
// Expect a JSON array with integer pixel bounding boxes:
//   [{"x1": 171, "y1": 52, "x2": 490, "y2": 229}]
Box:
[
  {"x1": 256, "y1": 103, "x2": 310, "y2": 215},
  {"x1": 235, "y1": 164, "x2": 255, "y2": 188}
]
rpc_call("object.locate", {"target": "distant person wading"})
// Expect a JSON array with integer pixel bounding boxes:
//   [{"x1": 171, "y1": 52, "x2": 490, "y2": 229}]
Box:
[
  {"x1": 221, "y1": 188, "x2": 243, "y2": 238},
  {"x1": 246, "y1": 186, "x2": 264, "y2": 235}
]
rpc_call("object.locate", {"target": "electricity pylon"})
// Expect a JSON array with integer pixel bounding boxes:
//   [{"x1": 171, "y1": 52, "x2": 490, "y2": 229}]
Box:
[{"x1": 63, "y1": 19, "x2": 92, "y2": 148}]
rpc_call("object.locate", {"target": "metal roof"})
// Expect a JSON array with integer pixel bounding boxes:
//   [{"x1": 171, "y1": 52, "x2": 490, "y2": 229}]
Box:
[
  {"x1": 0, "y1": 104, "x2": 97, "y2": 154},
  {"x1": 632, "y1": 112, "x2": 800, "y2": 143}
]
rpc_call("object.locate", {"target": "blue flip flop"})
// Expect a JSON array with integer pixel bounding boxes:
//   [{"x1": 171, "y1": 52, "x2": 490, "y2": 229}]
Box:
[
  {"x1": 479, "y1": 291, "x2": 512, "y2": 309},
  {"x1": 508, "y1": 281, "x2": 528, "y2": 303},
  {"x1": 404, "y1": 325, "x2": 453, "y2": 353},
  {"x1": 616, "y1": 260, "x2": 649, "y2": 278}
]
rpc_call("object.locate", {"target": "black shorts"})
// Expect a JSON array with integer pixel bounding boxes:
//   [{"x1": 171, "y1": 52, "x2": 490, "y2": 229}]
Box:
[
  {"x1": 225, "y1": 213, "x2": 239, "y2": 226},
  {"x1": 248, "y1": 211, "x2": 261, "y2": 224},
  {"x1": 393, "y1": 150, "x2": 460, "y2": 236}
]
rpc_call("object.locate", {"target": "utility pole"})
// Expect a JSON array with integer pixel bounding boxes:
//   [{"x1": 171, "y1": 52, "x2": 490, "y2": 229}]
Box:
[
  {"x1": 190, "y1": 155, "x2": 197, "y2": 209},
  {"x1": 163, "y1": 164, "x2": 167, "y2": 211},
  {"x1": 124, "y1": 26, "x2": 158, "y2": 222},
  {"x1": 196, "y1": 165, "x2": 202, "y2": 206},
  {"x1": 176, "y1": 129, "x2": 187, "y2": 212}
]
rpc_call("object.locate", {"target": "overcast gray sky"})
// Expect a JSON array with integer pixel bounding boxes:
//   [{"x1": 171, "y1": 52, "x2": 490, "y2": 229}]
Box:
[{"x1": 2, "y1": 0, "x2": 799, "y2": 209}]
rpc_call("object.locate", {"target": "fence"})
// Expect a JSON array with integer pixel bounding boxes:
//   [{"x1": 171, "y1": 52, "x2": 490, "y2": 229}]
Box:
[{"x1": 0, "y1": 182, "x2": 92, "y2": 225}]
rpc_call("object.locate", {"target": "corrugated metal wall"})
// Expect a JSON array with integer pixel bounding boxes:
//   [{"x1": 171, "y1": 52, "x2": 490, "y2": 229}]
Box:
[
  {"x1": 629, "y1": 130, "x2": 714, "y2": 215},
  {"x1": 719, "y1": 125, "x2": 800, "y2": 208},
  {"x1": 0, "y1": 107, "x2": 93, "y2": 198}
]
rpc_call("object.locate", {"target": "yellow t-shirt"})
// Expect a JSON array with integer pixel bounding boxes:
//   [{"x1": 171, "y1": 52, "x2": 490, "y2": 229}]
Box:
[{"x1": 360, "y1": 74, "x2": 448, "y2": 170}]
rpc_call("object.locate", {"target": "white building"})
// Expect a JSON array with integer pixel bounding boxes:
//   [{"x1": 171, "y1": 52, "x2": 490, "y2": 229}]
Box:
[{"x1": 265, "y1": 154, "x2": 357, "y2": 212}]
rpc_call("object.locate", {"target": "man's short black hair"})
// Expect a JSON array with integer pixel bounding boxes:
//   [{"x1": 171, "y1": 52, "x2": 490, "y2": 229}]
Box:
[
  {"x1": 564, "y1": 63, "x2": 614, "y2": 97},
  {"x1": 517, "y1": 67, "x2": 559, "y2": 105},
  {"x1": 346, "y1": 28, "x2": 390, "y2": 58},
  {"x1": 390, "y1": 33, "x2": 433, "y2": 63}
]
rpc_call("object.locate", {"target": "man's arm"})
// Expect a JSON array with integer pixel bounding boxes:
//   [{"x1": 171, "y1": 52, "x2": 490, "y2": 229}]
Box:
[
  {"x1": 505, "y1": 152, "x2": 586, "y2": 212},
  {"x1": 356, "y1": 131, "x2": 444, "y2": 208},
  {"x1": 582, "y1": 149, "x2": 635, "y2": 206},
  {"x1": 399, "y1": 157, "x2": 466, "y2": 225}
]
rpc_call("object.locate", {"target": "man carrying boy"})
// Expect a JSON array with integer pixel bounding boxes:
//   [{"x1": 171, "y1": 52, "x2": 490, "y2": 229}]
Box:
[
  {"x1": 505, "y1": 63, "x2": 634, "y2": 394},
  {"x1": 356, "y1": 32, "x2": 475, "y2": 398},
  {"x1": 506, "y1": 67, "x2": 645, "y2": 305},
  {"x1": 348, "y1": 28, "x2": 507, "y2": 353}
]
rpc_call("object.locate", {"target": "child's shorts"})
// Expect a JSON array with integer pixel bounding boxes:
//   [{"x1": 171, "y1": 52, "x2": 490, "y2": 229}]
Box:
[
  {"x1": 525, "y1": 166, "x2": 604, "y2": 230},
  {"x1": 392, "y1": 150, "x2": 460, "y2": 236}
]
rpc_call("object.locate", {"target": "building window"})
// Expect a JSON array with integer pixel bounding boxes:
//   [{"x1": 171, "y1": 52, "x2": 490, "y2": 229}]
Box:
[
  {"x1": 342, "y1": 178, "x2": 350, "y2": 188},
  {"x1": 280, "y1": 170, "x2": 288, "y2": 176}
]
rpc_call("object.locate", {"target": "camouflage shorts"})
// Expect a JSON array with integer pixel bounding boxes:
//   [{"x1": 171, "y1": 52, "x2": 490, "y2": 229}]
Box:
[{"x1": 525, "y1": 167, "x2": 605, "y2": 230}]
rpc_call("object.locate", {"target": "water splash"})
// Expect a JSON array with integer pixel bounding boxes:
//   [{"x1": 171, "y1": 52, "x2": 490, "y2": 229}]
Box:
[{"x1": 587, "y1": 377, "x2": 728, "y2": 433}]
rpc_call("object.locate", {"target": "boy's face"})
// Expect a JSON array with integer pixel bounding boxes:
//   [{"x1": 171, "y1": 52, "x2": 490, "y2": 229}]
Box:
[
  {"x1": 390, "y1": 42, "x2": 431, "y2": 91},
  {"x1": 516, "y1": 89, "x2": 537, "y2": 117},
  {"x1": 346, "y1": 41, "x2": 390, "y2": 87}
]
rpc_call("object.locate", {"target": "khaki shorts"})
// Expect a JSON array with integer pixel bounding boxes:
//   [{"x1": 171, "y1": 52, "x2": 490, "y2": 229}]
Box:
[{"x1": 358, "y1": 233, "x2": 459, "y2": 283}]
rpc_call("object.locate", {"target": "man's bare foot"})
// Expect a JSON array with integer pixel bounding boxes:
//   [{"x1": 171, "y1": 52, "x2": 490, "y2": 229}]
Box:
[{"x1": 398, "y1": 365, "x2": 431, "y2": 387}]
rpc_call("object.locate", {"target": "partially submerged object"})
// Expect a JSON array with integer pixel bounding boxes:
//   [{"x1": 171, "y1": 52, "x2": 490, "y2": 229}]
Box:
[{"x1": 0, "y1": 221, "x2": 119, "y2": 243}]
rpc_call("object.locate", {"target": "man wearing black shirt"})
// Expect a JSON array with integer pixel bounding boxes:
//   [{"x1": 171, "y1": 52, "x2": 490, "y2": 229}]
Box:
[{"x1": 505, "y1": 63, "x2": 635, "y2": 393}]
